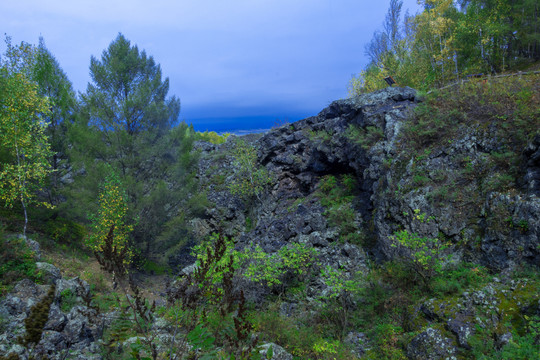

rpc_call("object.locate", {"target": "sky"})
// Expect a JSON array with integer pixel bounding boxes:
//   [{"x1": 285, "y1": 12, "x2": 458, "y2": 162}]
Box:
[{"x1": 0, "y1": 0, "x2": 422, "y2": 132}]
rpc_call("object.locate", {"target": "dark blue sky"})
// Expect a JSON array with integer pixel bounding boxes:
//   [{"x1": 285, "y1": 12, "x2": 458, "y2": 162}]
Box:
[{"x1": 1, "y1": 0, "x2": 421, "y2": 131}]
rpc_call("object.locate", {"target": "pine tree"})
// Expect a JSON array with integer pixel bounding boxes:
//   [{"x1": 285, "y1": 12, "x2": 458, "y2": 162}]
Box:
[{"x1": 33, "y1": 37, "x2": 78, "y2": 205}]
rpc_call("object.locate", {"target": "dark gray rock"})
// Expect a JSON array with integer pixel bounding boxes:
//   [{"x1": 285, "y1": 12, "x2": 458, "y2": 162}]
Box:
[
  {"x1": 55, "y1": 277, "x2": 91, "y2": 301},
  {"x1": 447, "y1": 317, "x2": 474, "y2": 349},
  {"x1": 44, "y1": 304, "x2": 68, "y2": 332},
  {"x1": 481, "y1": 193, "x2": 540, "y2": 270},
  {"x1": 0, "y1": 278, "x2": 104, "y2": 360},
  {"x1": 258, "y1": 343, "x2": 293, "y2": 360},
  {"x1": 162, "y1": 86, "x2": 538, "y2": 355},
  {"x1": 406, "y1": 327, "x2": 457, "y2": 360},
  {"x1": 523, "y1": 134, "x2": 540, "y2": 196},
  {"x1": 344, "y1": 331, "x2": 370, "y2": 357},
  {"x1": 63, "y1": 306, "x2": 100, "y2": 346},
  {"x1": 36, "y1": 262, "x2": 62, "y2": 284},
  {"x1": 22, "y1": 235, "x2": 41, "y2": 259}
]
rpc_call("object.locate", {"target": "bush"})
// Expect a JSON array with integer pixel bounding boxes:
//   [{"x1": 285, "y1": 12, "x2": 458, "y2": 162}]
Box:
[
  {"x1": 59, "y1": 288, "x2": 77, "y2": 312},
  {"x1": 390, "y1": 210, "x2": 449, "y2": 286},
  {"x1": 345, "y1": 124, "x2": 384, "y2": 150},
  {"x1": 431, "y1": 263, "x2": 489, "y2": 296},
  {"x1": 44, "y1": 216, "x2": 86, "y2": 245},
  {"x1": 0, "y1": 233, "x2": 41, "y2": 296},
  {"x1": 196, "y1": 130, "x2": 230, "y2": 145},
  {"x1": 317, "y1": 174, "x2": 365, "y2": 243},
  {"x1": 228, "y1": 139, "x2": 273, "y2": 202}
]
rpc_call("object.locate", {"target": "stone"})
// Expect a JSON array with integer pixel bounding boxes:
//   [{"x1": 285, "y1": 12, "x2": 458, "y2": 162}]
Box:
[
  {"x1": 406, "y1": 327, "x2": 457, "y2": 360},
  {"x1": 447, "y1": 317, "x2": 474, "y2": 349},
  {"x1": 344, "y1": 331, "x2": 370, "y2": 357},
  {"x1": 36, "y1": 262, "x2": 62, "y2": 284},
  {"x1": 21, "y1": 235, "x2": 41, "y2": 260},
  {"x1": 44, "y1": 304, "x2": 68, "y2": 332},
  {"x1": 258, "y1": 343, "x2": 293, "y2": 360},
  {"x1": 55, "y1": 277, "x2": 90, "y2": 301}
]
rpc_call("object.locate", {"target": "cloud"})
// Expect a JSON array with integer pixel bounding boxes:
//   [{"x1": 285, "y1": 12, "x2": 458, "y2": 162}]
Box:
[{"x1": 1, "y1": 0, "x2": 422, "y2": 125}]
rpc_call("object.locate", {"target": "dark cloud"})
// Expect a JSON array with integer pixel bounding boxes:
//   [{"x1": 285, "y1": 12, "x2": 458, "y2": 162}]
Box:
[{"x1": 1, "y1": 0, "x2": 421, "y2": 130}]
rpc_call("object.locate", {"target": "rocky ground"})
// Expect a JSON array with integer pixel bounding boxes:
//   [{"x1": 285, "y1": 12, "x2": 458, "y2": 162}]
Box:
[{"x1": 1, "y1": 86, "x2": 538, "y2": 359}]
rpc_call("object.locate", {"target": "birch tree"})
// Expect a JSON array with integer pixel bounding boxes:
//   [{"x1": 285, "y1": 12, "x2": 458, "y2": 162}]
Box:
[{"x1": 0, "y1": 37, "x2": 53, "y2": 236}]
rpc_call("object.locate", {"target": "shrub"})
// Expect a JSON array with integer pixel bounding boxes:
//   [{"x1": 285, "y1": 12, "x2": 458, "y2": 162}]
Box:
[
  {"x1": 20, "y1": 284, "x2": 56, "y2": 348},
  {"x1": 196, "y1": 130, "x2": 230, "y2": 145},
  {"x1": 240, "y1": 242, "x2": 317, "y2": 290},
  {"x1": 345, "y1": 124, "x2": 384, "y2": 150},
  {"x1": 59, "y1": 288, "x2": 77, "y2": 312},
  {"x1": 44, "y1": 217, "x2": 86, "y2": 245},
  {"x1": 317, "y1": 174, "x2": 364, "y2": 243},
  {"x1": 228, "y1": 139, "x2": 273, "y2": 202},
  {"x1": 390, "y1": 209, "x2": 449, "y2": 285},
  {"x1": 0, "y1": 234, "x2": 42, "y2": 296},
  {"x1": 317, "y1": 266, "x2": 363, "y2": 338}
]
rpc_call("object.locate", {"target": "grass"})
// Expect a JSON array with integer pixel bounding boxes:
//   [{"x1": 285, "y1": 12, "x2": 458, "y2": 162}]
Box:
[{"x1": 0, "y1": 228, "x2": 42, "y2": 296}]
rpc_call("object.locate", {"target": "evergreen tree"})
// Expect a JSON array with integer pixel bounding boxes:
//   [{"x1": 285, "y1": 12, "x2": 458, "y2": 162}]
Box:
[
  {"x1": 70, "y1": 34, "x2": 199, "y2": 262},
  {"x1": 83, "y1": 33, "x2": 179, "y2": 137},
  {"x1": 33, "y1": 37, "x2": 78, "y2": 205}
]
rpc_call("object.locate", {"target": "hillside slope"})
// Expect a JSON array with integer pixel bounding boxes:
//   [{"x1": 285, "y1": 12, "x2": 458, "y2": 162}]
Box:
[{"x1": 1, "y1": 78, "x2": 539, "y2": 359}]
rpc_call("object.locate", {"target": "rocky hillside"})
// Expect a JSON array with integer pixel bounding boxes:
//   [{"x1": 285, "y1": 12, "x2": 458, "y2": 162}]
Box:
[
  {"x1": 183, "y1": 82, "x2": 539, "y2": 358},
  {"x1": 191, "y1": 85, "x2": 539, "y2": 273},
  {"x1": 1, "y1": 80, "x2": 539, "y2": 359}
]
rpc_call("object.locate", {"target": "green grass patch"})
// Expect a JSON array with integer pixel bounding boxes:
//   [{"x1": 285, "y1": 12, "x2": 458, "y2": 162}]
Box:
[{"x1": 0, "y1": 229, "x2": 42, "y2": 296}]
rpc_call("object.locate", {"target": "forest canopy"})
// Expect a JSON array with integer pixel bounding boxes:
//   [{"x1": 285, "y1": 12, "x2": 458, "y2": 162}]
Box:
[{"x1": 350, "y1": 0, "x2": 540, "y2": 94}]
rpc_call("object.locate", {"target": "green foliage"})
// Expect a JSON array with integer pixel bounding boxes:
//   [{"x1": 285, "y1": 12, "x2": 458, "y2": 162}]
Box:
[
  {"x1": 186, "y1": 324, "x2": 220, "y2": 359},
  {"x1": 191, "y1": 233, "x2": 241, "y2": 293},
  {"x1": 431, "y1": 263, "x2": 489, "y2": 296},
  {"x1": 228, "y1": 139, "x2": 273, "y2": 202},
  {"x1": 32, "y1": 37, "x2": 78, "y2": 206},
  {"x1": 86, "y1": 170, "x2": 133, "y2": 267},
  {"x1": 169, "y1": 232, "x2": 262, "y2": 359},
  {"x1": 240, "y1": 242, "x2": 316, "y2": 288},
  {"x1": 251, "y1": 303, "x2": 356, "y2": 359},
  {"x1": 44, "y1": 216, "x2": 87, "y2": 245},
  {"x1": 102, "y1": 309, "x2": 136, "y2": 357},
  {"x1": 196, "y1": 130, "x2": 230, "y2": 145},
  {"x1": 317, "y1": 174, "x2": 366, "y2": 244},
  {"x1": 345, "y1": 124, "x2": 384, "y2": 150},
  {"x1": 140, "y1": 260, "x2": 168, "y2": 275},
  {"x1": 390, "y1": 209, "x2": 449, "y2": 284},
  {"x1": 399, "y1": 74, "x2": 539, "y2": 196},
  {"x1": 364, "y1": 323, "x2": 406, "y2": 360},
  {"x1": 83, "y1": 33, "x2": 179, "y2": 135},
  {"x1": 469, "y1": 316, "x2": 540, "y2": 360},
  {"x1": 349, "y1": 0, "x2": 540, "y2": 93},
  {"x1": 305, "y1": 129, "x2": 333, "y2": 143},
  {"x1": 317, "y1": 266, "x2": 364, "y2": 338},
  {"x1": 59, "y1": 288, "x2": 77, "y2": 312},
  {"x1": 68, "y1": 35, "x2": 199, "y2": 261},
  {"x1": 0, "y1": 36, "x2": 54, "y2": 235},
  {"x1": 0, "y1": 233, "x2": 42, "y2": 296}
]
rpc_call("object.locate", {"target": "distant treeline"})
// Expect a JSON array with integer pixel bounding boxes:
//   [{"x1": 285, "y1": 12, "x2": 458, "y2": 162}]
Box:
[{"x1": 350, "y1": 0, "x2": 540, "y2": 94}]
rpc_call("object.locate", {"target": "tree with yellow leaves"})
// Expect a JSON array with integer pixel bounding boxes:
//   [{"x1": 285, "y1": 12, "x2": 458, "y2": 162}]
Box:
[
  {"x1": 86, "y1": 171, "x2": 133, "y2": 272},
  {"x1": 0, "y1": 37, "x2": 53, "y2": 236}
]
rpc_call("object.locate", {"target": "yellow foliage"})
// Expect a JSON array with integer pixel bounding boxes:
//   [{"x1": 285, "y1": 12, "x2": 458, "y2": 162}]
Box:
[
  {"x1": 86, "y1": 172, "x2": 133, "y2": 265},
  {"x1": 0, "y1": 43, "x2": 53, "y2": 211}
]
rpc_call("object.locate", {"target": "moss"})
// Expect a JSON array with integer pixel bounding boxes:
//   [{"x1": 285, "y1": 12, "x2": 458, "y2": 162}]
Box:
[
  {"x1": 20, "y1": 284, "x2": 56, "y2": 347},
  {"x1": 496, "y1": 281, "x2": 540, "y2": 336}
]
